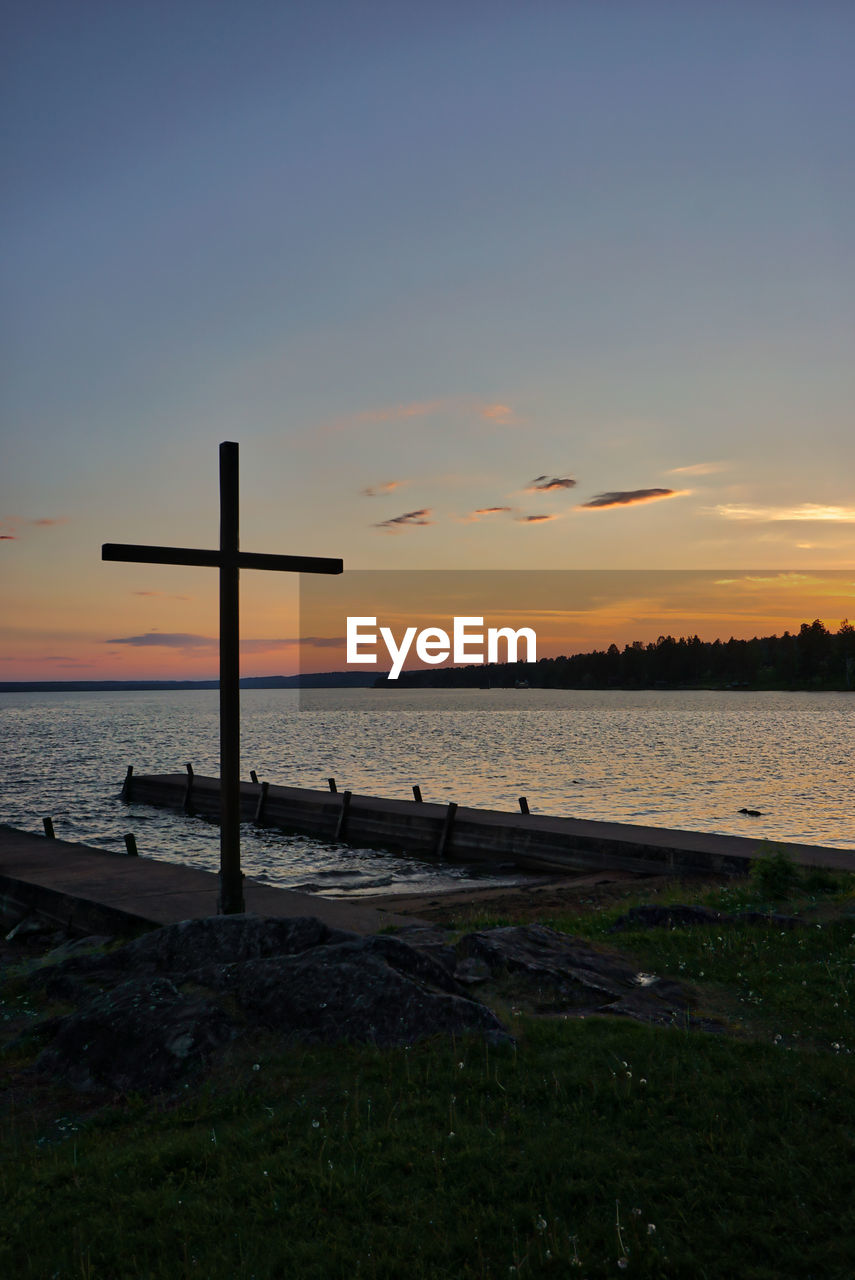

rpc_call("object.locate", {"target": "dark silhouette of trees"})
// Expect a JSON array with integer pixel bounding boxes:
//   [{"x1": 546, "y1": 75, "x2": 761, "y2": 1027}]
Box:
[{"x1": 384, "y1": 620, "x2": 855, "y2": 690}]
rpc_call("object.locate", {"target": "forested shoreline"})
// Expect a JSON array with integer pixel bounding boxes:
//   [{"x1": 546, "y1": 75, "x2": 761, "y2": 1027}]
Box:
[{"x1": 383, "y1": 618, "x2": 855, "y2": 690}]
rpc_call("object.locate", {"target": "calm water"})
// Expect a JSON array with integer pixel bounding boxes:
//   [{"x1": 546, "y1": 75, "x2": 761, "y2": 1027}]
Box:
[{"x1": 1, "y1": 688, "x2": 852, "y2": 895}]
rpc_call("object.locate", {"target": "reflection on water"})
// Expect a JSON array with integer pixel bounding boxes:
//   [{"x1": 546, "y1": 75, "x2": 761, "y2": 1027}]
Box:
[{"x1": 1, "y1": 687, "x2": 851, "y2": 895}]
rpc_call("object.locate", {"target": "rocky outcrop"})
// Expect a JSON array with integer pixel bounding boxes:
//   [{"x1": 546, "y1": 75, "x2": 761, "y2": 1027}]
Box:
[
  {"x1": 18, "y1": 915, "x2": 713, "y2": 1095},
  {"x1": 27, "y1": 915, "x2": 508, "y2": 1093},
  {"x1": 450, "y1": 923, "x2": 693, "y2": 1025}
]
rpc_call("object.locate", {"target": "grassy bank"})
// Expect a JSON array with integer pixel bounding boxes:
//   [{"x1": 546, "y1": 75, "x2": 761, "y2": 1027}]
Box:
[{"x1": 2, "y1": 861, "x2": 854, "y2": 1279}]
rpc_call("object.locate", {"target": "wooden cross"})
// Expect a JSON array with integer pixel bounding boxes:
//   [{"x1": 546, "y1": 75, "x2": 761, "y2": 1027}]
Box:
[{"x1": 103, "y1": 440, "x2": 343, "y2": 913}]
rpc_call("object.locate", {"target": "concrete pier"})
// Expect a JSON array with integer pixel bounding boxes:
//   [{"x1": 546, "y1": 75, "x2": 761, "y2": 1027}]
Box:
[
  {"x1": 0, "y1": 825, "x2": 411, "y2": 937},
  {"x1": 126, "y1": 772, "x2": 854, "y2": 878}
]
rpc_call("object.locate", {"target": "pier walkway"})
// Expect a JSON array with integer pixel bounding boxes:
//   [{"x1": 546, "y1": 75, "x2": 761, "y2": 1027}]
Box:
[
  {"x1": 129, "y1": 773, "x2": 854, "y2": 879},
  {"x1": 0, "y1": 826, "x2": 411, "y2": 937}
]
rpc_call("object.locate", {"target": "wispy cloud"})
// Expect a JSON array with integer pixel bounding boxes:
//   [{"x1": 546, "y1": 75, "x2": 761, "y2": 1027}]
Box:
[
  {"x1": 132, "y1": 590, "x2": 191, "y2": 601},
  {"x1": 327, "y1": 397, "x2": 521, "y2": 432},
  {"x1": 360, "y1": 480, "x2": 403, "y2": 497},
  {"x1": 713, "y1": 503, "x2": 855, "y2": 523},
  {"x1": 519, "y1": 513, "x2": 557, "y2": 523},
  {"x1": 106, "y1": 633, "x2": 343, "y2": 652},
  {"x1": 108, "y1": 633, "x2": 216, "y2": 649},
  {"x1": 579, "y1": 488, "x2": 687, "y2": 510},
  {"x1": 374, "y1": 508, "x2": 434, "y2": 533},
  {"x1": 667, "y1": 462, "x2": 725, "y2": 476},
  {"x1": 463, "y1": 506, "x2": 515, "y2": 522},
  {"x1": 525, "y1": 475, "x2": 577, "y2": 493},
  {"x1": 479, "y1": 403, "x2": 519, "y2": 425},
  {"x1": 1, "y1": 515, "x2": 68, "y2": 539}
]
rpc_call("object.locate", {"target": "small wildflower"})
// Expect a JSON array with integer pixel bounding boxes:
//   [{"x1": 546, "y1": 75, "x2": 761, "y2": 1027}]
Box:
[
  {"x1": 312, "y1": 1119, "x2": 320, "y2": 1129},
  {"x1": 647, "y1": 1224, "x2": 656, "y2": 1235},
  {"x1": 252, "y1": 1063, "x2": 260, "y2": 1071},
  {"x1": 536, "y1": 1216, "x2": 547, "y2": 1232},
  {"x1": 618, "y1": 1258, "x2": 629, "y2": 1270}
]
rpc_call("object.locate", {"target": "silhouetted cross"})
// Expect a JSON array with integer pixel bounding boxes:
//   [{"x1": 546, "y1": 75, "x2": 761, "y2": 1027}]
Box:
[{"x1": 103, "y1": 441, "x2": 343, "y2": 913}]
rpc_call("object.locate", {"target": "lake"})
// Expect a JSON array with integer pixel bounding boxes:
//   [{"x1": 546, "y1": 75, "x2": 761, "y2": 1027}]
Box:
[{"x1": 1, "y1": 687, "x2": 851, "y2": 896}]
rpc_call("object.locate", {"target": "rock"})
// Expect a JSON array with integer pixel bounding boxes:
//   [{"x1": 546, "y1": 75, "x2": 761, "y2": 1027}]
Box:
[
  {"x1": 193, "y1": 940, "x2": 505, "y2": 1050},
  {"x1": 5, "y1": 915, "x2": 53, "y2": 942},
  {"x1": 43, "y1": 935, "x2": 115, "y2": 962},
  {"x1": 609, "y1": 904, "x2": 724, "y2": 932},
  {"x1": 455, "y1": 956, "x2": 492, "y2": 985},
  {"x1": 20, "y1": 915, "x2": 722, "y2": 1095},
  {"x1": 455, "y1": 924, "x2": 691, "y2": 1026},
  {"x1": 35, "y1": 977, "x2": 236, "y2": 1094},
  {"x1": 27, "y1": 915, "x2": 510, "y2": 1094}
]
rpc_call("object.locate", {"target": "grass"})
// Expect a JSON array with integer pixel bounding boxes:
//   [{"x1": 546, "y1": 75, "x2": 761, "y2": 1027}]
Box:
[{"x1": 2, "y1": 860, "x2": 855, "y2": 1279}]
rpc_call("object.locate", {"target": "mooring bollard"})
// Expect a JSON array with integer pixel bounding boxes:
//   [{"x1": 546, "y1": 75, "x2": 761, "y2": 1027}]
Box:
[
  {"x1": 327, "y1": 777, "x2": 337, "y2": 793},
  {"x1": 254, "y1": 780, "x2": 269, "y2": 825},
  {"x1": 250, "y1": 769, "x2": 258, "y2": 784},
  {"x1": 121, "y1": 765, "x2": 134, "y2": 801},
  {"x1": 124, "y1": 833, "x2": 139, "y2": 857},
  {"x1": 183, "y1": 762, "x2": 194, "y2": 815},
  {"x1": 518, "y1": 796, "x2": 530, "y2": 815},
  {"x1": 412, "y1": 784, "x2": 423, "y2": 803},
  {"x1": 334, "y1": 790, "x2": 352, "y2": 841},
  {"x1": 436, "y1": 801, "x2": 457, "y2": 859},
  {"x1": 43, "y1": 817, "x2": 55, "y2": 839}
]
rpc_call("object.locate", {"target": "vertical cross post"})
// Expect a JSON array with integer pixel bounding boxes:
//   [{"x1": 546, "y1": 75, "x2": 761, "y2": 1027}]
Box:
[
  {"x1": 219, "y1": 442, "x2": 242, "y2": 913},
  {"x1": 102, "y1": 441, "x2": 343, "y2": 914}
]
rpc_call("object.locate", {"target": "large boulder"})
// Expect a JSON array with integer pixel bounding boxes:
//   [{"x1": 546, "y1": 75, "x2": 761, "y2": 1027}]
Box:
[{"x1": 28, "y1": 915, "x2": 509, "y2": 1093}]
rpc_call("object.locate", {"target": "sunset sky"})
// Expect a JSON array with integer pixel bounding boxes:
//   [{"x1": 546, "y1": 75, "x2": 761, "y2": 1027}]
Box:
[{"x1": 3, "y1": 2, "x2": 854, "y2": 680}]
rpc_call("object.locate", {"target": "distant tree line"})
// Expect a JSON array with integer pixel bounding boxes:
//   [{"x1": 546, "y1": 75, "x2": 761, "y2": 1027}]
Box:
[{"x1": 381, "y1": 619, "x2": 855, "y2": 691}]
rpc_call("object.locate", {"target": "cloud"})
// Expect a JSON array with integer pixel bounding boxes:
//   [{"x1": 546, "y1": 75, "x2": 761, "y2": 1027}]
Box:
[
  {"x1": 713, "y1": 503, "x2": 855, "y2": 523},
  {"x1": 107, "y1": 633, "x2": 217, "y2": 649},
  {"x1": 106, "y1": 633, "x2": 343, "y2": 653},
  {"x1": 525, "y1": 475, "x2": 577, "y2": 493},
  {"x1": 348, "y1": 399, "x2": 449, "y2": 426},
  {"x1": 327, "y1": 397, "x2": 520, "y2": 431},
  {"x1": 579, "y1": 488, "x2": 686, "y2": 510},
  {"x1": 519, "y1": 513, "x2": 557, "y2": 523},
  {"x1": 132, "y1": 591, "x2": 192, "y2": 600},
  {"x1": 374, "y1": 508, "x2": 433, "y2": 532},
  {"x1": 479, "y1": 403, "x2": 519, "y2": 425},
  {"x1": 360, "y1": 480, "x2": 403, "y2": 497},
  {"x1": 0, "y1": 515, "x2": 67, "y2": 539},
  {"x1": 463, "y1": 506, "x2": 515, "y2": 522},
  {"x1": 667, "y1": 462, "x2": 725, "y2": 476}
]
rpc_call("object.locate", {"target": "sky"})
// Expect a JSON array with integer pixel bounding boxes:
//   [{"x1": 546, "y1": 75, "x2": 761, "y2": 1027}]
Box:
[{"x1": 2, "y1": 1, "x2": 854, "y2": 680}]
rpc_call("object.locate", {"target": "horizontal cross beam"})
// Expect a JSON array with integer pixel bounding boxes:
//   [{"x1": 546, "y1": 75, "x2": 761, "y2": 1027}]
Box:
[{"x1": 102, "y1": 543, "x2": 343, "y2": 575}]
